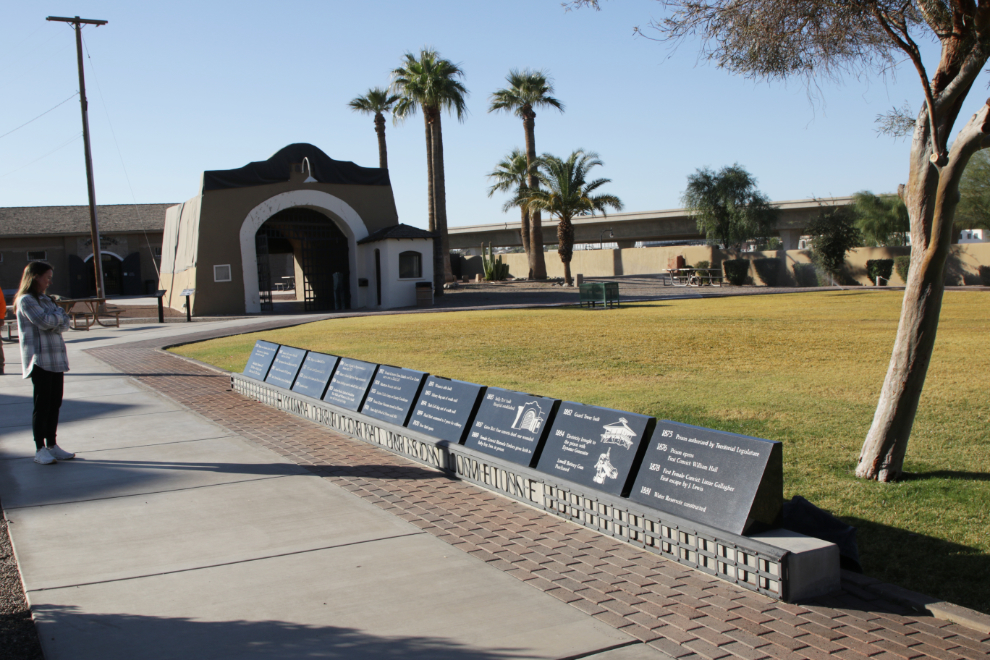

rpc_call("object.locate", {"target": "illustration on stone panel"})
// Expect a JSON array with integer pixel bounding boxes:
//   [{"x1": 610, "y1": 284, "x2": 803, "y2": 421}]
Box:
[
  {"x1": 600, "y1": 418, "x2": 636, "y2": 450},
  {"x1": 511, "y1": 401, "x2": 546, "y2": 433},
  {"x1": 593, "y1": 448, "x2": 619, "y2": 484}
]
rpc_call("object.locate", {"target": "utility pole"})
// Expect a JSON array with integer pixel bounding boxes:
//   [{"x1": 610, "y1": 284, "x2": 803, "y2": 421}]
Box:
[{"x1": 46, "y1": 15, "x2": 108, "y2": 302}]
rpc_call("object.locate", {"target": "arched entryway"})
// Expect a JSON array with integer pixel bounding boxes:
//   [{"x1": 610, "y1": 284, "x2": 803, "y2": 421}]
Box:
[
  {"x1": 256, "y1": 207, "x2": 349, "y2": 312},
  {"x1": 84, "y1": 252, "x2": 124, "y2": 296}
]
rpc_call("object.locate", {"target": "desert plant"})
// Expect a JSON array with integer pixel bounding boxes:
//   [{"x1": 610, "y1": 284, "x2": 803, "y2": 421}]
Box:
[
  {"x1": 722, "y1": 259, "x2": 750, "y2": 286},
  {"x1": 866, "y1": 259, "x2": 894, "y2": 286},
  {"x1": 753, "y1": 258, "x2": 781, "y2": 286},
  {"x1": 525, "y1": 150, "x2": 622, "y2": 285},
  {"x1": 894, "y1": 256, "x2": 911, "y2": 283},
  {"x1": 481, "y1": 243, "x2": 510, "y2": 281}
]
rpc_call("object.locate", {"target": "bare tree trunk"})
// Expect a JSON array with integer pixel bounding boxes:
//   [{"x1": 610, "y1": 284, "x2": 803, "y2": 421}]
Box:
[
  {"x1": 424, "y1": 114, "x2": 435, "y2": 233},
  {"x1": 432, "y1": 112, "x2": 454, "y2": 283},
  {"x1": 523, "y1": 109, "x2": 548, "y2": 280},
  {"x1": 857, "y1": 101, "x2": 990, "y2": 481},
  {"x1": 558, "y1": 217, "x2": 574, "y2": 285},
  {"x1": 374, "y1": 112, "x2": 388, "y2": 170},
  {"x1": 520, "y1": 205, "x2": 531, "y2": 277}
]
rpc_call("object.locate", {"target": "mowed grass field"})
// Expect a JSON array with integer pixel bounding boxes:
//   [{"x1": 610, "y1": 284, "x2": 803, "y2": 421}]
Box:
[{"x1": 170, "y1": 291, "x2": 990, "y2": 612}]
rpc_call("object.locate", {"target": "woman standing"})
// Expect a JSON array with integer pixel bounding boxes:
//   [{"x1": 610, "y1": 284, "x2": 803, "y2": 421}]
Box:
[
  {"x1": 1, "y1": 283, "x2": 6, "y2": 375},
  {"x1": 15, "y1": 261, "x2": 75, "y2": 465}
]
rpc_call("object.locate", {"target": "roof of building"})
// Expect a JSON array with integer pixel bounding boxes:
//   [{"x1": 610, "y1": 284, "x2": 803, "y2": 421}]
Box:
[
  {"x1": 0, "y1": 203, "x2": 173, "y2": 238},
  {"x1": 203, "y1": 143, "x2": 390, "y2": 191},
  {"x1": 357, "y1": 223, "x2": 436, "y2": 244}
]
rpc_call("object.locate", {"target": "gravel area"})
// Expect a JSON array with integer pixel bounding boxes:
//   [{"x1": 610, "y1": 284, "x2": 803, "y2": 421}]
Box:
[{"x1": 1, "y1": 501, "x2": 44, "y2": 660}]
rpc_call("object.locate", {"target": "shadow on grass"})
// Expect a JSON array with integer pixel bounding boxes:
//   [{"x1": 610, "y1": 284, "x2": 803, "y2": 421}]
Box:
[
  {"x1": 844, "y1": 516, "x2": 990, "y2": 615},
  {"x1": 902, "y1": 470, "x2": 990, "y2": 482}
]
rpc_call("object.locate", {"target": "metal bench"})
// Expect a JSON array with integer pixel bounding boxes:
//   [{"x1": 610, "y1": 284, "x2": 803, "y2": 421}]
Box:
[{"x1": 578, "y1": 282, "x2": 620, "y2": 308}]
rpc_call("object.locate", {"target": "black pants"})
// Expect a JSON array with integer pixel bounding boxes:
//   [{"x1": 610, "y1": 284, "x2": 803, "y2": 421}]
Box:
[{"x1": 31, "y1": 366, "x2": 63, "y2": 450}]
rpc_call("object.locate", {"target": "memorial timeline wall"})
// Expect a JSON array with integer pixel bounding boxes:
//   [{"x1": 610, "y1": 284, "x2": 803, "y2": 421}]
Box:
[
  {"x1": 291, "y1": 352, "x2": 340, "y2": 399},
  {"x1": 264, "y1": 346, "x2": 307, "y2": 390},
  {"x1": 323, "y1": 358, "x2": 379, "y2": 411},
  {"x1": 361, "y1": 366, "x2": 428, "y2": 426},
  {"x1": 241, "y1": 340, "x2": 783, "y2": 537},
  {"x1": 464, "y1": 387, "x2": 559, "y2": 467}
]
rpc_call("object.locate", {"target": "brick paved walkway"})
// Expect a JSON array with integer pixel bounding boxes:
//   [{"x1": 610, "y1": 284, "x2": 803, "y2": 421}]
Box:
[{"x1": 87, "y1": 335, "x2": 990, "y2": 660}]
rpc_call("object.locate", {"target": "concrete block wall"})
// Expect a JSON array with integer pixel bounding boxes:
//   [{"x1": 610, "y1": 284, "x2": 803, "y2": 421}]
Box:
[{"x1": 455, "y1": 243, "x2": 990, "y2": 286}]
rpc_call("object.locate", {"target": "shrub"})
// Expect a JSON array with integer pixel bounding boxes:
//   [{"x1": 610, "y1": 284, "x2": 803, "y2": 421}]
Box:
[
  {"x1": 794, "y1": 263, "x2": 820, "y2": 287},
  {"x1": 866, "y1": 259, "x2": 894, "y2": 285},
  {"x1": 980, "y1": 266, "x2": 990, "y2": 286},
  {"x1": 694, "y1": 260, "x2": 711, "y2": 271},
  {"x1": 894, "y1": 255, "x2": 911, "y2": 283},
  {"x1": 753, "y1": 258, "x2": 781, "y2": 286},
  {"x1": 808, "y1": 206, "x2": 861, "y2": 276},
  {"x1": 723, "y1": 259, "x2": 750, "y2": 286}
]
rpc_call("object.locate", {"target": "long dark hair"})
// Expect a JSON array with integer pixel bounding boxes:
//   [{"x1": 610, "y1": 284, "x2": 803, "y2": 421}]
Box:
[{"x1": 14, "y1": 261, "x2": 53, "y2": 312}]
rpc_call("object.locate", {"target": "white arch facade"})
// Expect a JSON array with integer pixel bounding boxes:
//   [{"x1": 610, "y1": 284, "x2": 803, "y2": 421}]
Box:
[
  {"x1": 239, "y1": 190, "x2": 369, "y2": 313},
  {"x1": 83, "y1": 251, "x2": 125, "y2": 262}
]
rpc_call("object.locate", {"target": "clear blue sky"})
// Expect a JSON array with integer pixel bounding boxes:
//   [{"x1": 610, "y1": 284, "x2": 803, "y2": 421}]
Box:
[{"x1": 2, "y1": 1, "x2": 981, "y2": 230}]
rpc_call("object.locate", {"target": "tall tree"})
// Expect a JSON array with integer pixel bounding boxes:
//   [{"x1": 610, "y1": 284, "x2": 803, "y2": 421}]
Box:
[
  {"x1": 348, "y1": 87, "x2": 401, "y2": 170},
  {"x1": 489, "y1": 69, "x2": 564, "y2": 280},
  {"x1": 574, "y1": 0, "x2": 990, "y2": 482},
  {"x1": 955, "y1": 150, "x2": 990, "y2": 235},
  {"x1": 852, "y1": 191, "x2": 910, "y2": 247},
  {"x1": 527, "y1": 150, "x2": 623, "y2": 285},
  {"x1": 391, "y1": 48, "x2": 468, "y2": 284},
  {"x1": 808, "y1": 206, "x2": 863, "y2": 279},
  {"x1": 486, "y1": 149, "x2": 533, "y2": 259},
  {"x1": 682, "y1": 164, "x2": 777, "y2": 250}
]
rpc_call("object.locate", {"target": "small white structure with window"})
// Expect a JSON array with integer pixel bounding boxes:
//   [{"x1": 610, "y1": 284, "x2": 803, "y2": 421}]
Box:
[
  {"x1": 959, "y1": 228, "x2": 988, "y2": 243},
  {"x1": 357, "y1": 224, "x2": 436, "y2": 310}
]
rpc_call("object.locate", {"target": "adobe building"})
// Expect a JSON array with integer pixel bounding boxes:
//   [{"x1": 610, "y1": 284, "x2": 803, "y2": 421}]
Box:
[
  {"x1": 0, "y1": 204, "x2": 169, "y2": 299},
  {"x1": 159, "y1": 143, "x2": 436, "y2": 315}
]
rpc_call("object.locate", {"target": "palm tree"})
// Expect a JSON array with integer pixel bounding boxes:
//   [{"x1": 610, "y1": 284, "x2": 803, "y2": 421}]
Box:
[
  {"x1": 348, "y1": 87, "x2": 400, "y2": 169},
  {"x1": 391, "y1": 48, "x2": 468, "y2": 284},
  {"x1": 526, "y1": 150, "x2": 623, "y2": 285},
  {"x1": 489, "y1": 69, "x2": 564, "y2": 280},
  {"x1": 486, "y1": 149, "x2": 532, "y2": 265}
]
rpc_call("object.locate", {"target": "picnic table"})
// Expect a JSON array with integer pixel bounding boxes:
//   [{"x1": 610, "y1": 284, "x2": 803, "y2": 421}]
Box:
[
  {"x1": 664, "y1": 268, "x2": 724, "y2": 287},
  {"x1": 52, "y1": 297, "x2": 123, "y2": 330}
]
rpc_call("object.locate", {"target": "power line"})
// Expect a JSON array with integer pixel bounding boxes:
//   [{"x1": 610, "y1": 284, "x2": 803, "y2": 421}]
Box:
[
  {"x1": 82, "y1": 34, "x2": 162, "y2": 279},
  {"x1": 0, "y1": 92, "x2": 79, "y2": 140},
  {"x1": 0, "y1": 132, "x2": 83, "y2": 178}
]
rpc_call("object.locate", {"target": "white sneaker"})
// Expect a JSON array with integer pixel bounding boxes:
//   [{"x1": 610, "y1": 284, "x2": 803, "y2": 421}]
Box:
[
  {"x1": 48, "y1": 445, "x2": 75, "y2": 461},
  {"x1": 34, "y1": 447, "x2": 57, "y2": 465}
]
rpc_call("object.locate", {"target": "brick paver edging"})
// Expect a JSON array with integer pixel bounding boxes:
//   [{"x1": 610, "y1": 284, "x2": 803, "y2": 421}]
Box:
[{"x1": 83, "y1": 338, "x2": 990, "y2": 660}]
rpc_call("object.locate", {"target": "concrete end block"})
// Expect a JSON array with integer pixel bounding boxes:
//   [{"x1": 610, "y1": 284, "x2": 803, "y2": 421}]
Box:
[{"x1": 751, "y1": 529, "x2": 840, "y2": 602}]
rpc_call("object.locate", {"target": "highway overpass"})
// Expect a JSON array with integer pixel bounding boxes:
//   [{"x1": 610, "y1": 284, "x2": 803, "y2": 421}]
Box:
[{"x1": 448, "y1": 196, "x2": 854, "y2": 251}]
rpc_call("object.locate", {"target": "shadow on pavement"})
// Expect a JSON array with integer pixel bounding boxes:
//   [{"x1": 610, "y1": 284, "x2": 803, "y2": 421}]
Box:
[
  {"x1": 843, "y1": 516, "x2": 990, "y2": 615},
  {"x1": 0, "y1": 393, "x2": 138, "y2": 426},
  {"x1": 31, "y1": 605, "x2": 530, "y2": 660}
]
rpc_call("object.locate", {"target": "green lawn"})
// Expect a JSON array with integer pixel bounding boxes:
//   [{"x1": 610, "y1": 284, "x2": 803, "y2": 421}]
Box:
[{"x1": 170, "y1": 291, "x2": 990, "y2": 612}]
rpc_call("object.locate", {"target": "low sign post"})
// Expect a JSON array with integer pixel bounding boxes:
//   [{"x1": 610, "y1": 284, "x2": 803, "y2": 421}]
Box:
[
  {"x1": 180, "y1": 288, "x2": 195, "y2": 322},
  {"x1": 155, "y1": 289, "x2": 166, "y2": 324}
]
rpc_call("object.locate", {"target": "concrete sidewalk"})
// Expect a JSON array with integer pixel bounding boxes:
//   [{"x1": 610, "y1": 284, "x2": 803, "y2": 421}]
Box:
[
  {"x1": 2, "y1": 315, "x2": 989, "y2": 660},
  {"x1": 0, "y1": 319, "x2": 653, "y2": 659}
]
